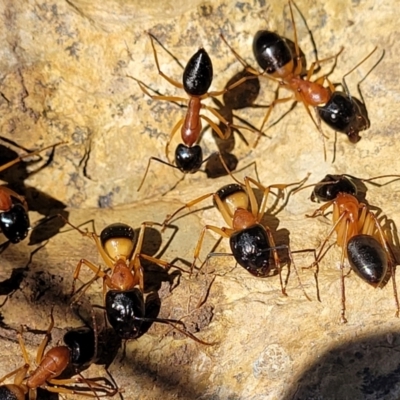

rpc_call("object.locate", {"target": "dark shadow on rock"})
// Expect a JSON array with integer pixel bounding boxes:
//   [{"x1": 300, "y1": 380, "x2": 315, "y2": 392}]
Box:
[{"x1": 284, "y1": 330, "x2": 400, "y2": 400}]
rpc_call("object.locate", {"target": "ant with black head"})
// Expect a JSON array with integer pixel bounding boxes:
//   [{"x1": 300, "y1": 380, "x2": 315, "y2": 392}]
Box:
[
  {"x1": 220, "y1": 0, "x2": 380, "y2": 157},
  {"x1": 0, "y1": 311, "x2": 119, "y2": 399},
  {"x1": 297, "y1": 173, "x2": 400, "y2": 323},
  {"x1": 0, "y1": 142, "x2": 64, "y2": 244},
  {"x1": 61, "y1": 218, "x2": 214, "y2": 346},
  {"x1": 130, "y1": 32, "x2": 259, "y2": 191},
  {"x1": 162, "y1": 159, "x2": 311, "y2": 298}
]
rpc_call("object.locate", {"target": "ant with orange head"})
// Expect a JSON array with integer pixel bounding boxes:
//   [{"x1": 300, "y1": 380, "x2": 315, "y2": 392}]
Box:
[
  {"x1": 221, "y1": 0, "x2": 379, "y2": 155},
  {"x1": 62, "y1": 218, "x2": 214, "y2": 345},
  {"x1": 0, "y1": 142, "x2": 64, "y2": 244},
  {"x1": 162, "y1": 164, "x2": 311, "y2": 298},
  {"x1": 131, "y1": 32, "x2": 258, "y2": 191},
  {"x1": 300, "y1": 174, "x2": 400, "y2": 323},
  {"x1": 0, "y1": 311, "x2": 119, "y2": 400}
]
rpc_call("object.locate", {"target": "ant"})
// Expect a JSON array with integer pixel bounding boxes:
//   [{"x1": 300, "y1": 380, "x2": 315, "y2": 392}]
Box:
[
  {"x1": 131, "y1": 33, "x2": 257, "y2": 191},
  {"x1": 300, "y1": 174, "x2": 400, "y2": 323},
  {"x1": 162, "y1": 168, "x2": 310, "y2": 298},
  {"x1": 221, "y1": 0, "x2": 379, "y2": 156},
  {"x1": 0, "y1": 312, "x2": 118, "y2": 399},
  {"x1": 0, "y1": 142, "x2": 64, "y2": 244},
  {"x1": 62, "y1": 219, "x2": 213, "y2": 345}
]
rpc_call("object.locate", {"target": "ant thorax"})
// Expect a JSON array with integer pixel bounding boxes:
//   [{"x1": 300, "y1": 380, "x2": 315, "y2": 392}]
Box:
[{"x1": 111, "y1": 262, "x2": 137, "y2": 291}]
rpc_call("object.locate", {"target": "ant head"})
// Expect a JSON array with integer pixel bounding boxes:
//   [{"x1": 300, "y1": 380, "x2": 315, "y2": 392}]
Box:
[
  {"x1": 106, "y1": 289, "x2": 145, "y2": 340},
  {"x1": 0, "y1": 202, "x2": 30, "y2": 243},
  {"x1": 100, "y1": 223, "x2": 136, "y2": 261},
  {"x1": 214, "y1": 184, "x2": 249, "y2": 217},
  {"x1": 64, "y1": 327, "x2": 96, "y2": 367},
  {"x1": 175, "y1": 144, "x2": 203, "y2": 173},
  {"x1": 317, "y1": 92, "x2": 369, "y2": 142},
  {"x1": 312, "y1": 174, "x2": 357, "y2": 202},
  {"x1": 183, "y1": 48, "x2": 213, "y2": 96},
  {"x1": 253, "y1": 31, "x2": 294, "y2": 76}
]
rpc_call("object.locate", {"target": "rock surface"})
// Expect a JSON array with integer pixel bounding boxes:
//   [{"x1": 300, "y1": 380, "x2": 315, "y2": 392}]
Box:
[{"x1": 1, "y1": 0, "x2": 400, "y2": 399}]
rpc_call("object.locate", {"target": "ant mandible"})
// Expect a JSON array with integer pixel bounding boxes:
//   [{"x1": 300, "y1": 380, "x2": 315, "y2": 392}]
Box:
[
  {"x1": 63, "y1": 219, "x2": 213, "y2": 345},
  {"x1": 302, "y1": 174, "x2": 400, "y2": 323},
  {"x1": 221, "y1": 0, "x2": 378, "y2": 156},
  {"x1": 0, "y1": 312, "x2": 119, "y2": 399},
  {"x1": 162, "y1": 167, "x2": 310, "y2": 298},
  {"x1": 0, "y1": 142, "x2": 64, "y2": 244},
  {"x1": 132, "y1": 33, "x2": 257, "y2": 191}
]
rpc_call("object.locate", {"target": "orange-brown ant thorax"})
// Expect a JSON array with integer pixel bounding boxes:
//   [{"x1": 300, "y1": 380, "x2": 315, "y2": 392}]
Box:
[
  {"x1": 333, "y1": 193, "x2": 360, "y2": 247},
  {"x1": 290, "y1": 77, "x2": 331, "y2": 106},
  {"x1": 0, "y1": 191, "x2": 13, "y2": 211},
  {"x1": 233, "y1": 208, "x2": 258, "y2": 231},
  {"x1": 27, "y1": 346, "x2": 70, "y2": 389},
  {"x1": 181, "y1": 97, "x2": 202, "y2": 147},
  {"x1": 111, "y1": 260, "x2": 137, "y2": 291}
]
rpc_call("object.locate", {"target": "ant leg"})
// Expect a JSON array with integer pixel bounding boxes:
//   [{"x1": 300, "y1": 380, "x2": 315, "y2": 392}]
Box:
[
  {"x1": 166, "y1": 118, "x2": 184, "y2": 162},
  {"x1": 219, "y1": 34, "x2": 259, "y2": 74},
  {"x1": 257, "y1": 96, "x2": 294, "y2": 146},
  {"x1": 129, "y1": 221, "x2": 163, "y2": 290},
  {"x1": 303, "y1": 103, "x2": 328, "y2": 159},
  {"x1": 34, "y1": 311, "x2": 55, "y2": 365},
  {"x1": 264, "y1": 226, "x2": 287, "y2": 296},
  {"x1": 0, "y1": 142, "x2": 65, "y2": 173},
  {"x1": 0, "y1": 364, "x2": 29, "y2": 386},
  {"x1": 305, "y1": 48, "x2": 344, "y2": 82},
  {"x1": 213, "y1": 194, "x2": 236, "y2": 229},
  {"x1": 285, "y1": 244, "x2": 312, "y2": 300},
  {"x1": 307, "y1": 200, "x2": 335, "y2": 218},
  {"x1": 201, "y1": 107, "x2": 260, "y2": 141},
  {"x1": 72, "y1": 259, "x2": 109, "y2": 295},
  {"x1": 342, "y1": 47, "x2": 378, "y2": 97},
  {"x1": 192, "y1": 225, "x2": 232, "y2": 273},
  {"x1": 244, "y1": 176, "x2": 306, "y2": 221},
  {"x1": 147, "y1": 32, "x2": 184, "y2": 89},
  {"x1": 135, "y1": 78, "x2": 187, "y2": 103},
  {"x1": 162, "y1": 192, "x2": 215, "y2": 227},
  {"x1": 46, "y1": 376, "x2": 118, "y2": 397},
  {"x1": 137, "y1": 156, "x2": 181, "y2": 192},
  {"x1": 339, "y1": 222, "x2": 350, "y2": 323},
  {"x1": 60, "y1": 217, "x2": 116, "y2": 270}
]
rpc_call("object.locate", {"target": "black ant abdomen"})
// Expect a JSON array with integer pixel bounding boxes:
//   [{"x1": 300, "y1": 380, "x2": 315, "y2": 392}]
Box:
[
  {"x1": 105, "y1": 288, "x2": 145, "y2": 340},
  {"x1": 175, "y1": 143, "x2": 203, "y2": 173},
  {"x1": 253, "y1": 30, "x2": 294, "y2": 76},
  {"x1": 317, "y1": 92, "x2": 370, "y2": 143},
  {"x1": 230, "y1": 224, "x2": 272, "y2": 277},
  {"x1": 311, "y1": 174, "x2": 357, "y2": 203},
  {"x1": 347, "y1": 234, "x2": 388, "y2": 287},
  {"x1": 0, "y1": 202, "x2": 30, "y2": 243},
  {"x1": 183, "y1": 49, "x2": 213, "y2": 96}
]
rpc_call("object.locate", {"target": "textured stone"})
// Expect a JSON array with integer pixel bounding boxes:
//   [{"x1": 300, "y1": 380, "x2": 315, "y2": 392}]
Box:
[{"x1": 1, "y1": 0, "x2": 400, "y2": 399}]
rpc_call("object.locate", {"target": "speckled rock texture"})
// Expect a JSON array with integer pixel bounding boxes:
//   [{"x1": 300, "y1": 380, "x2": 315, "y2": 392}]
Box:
[{"x1": 1, "y1": 0, "x2": 400, "y2": 399}]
